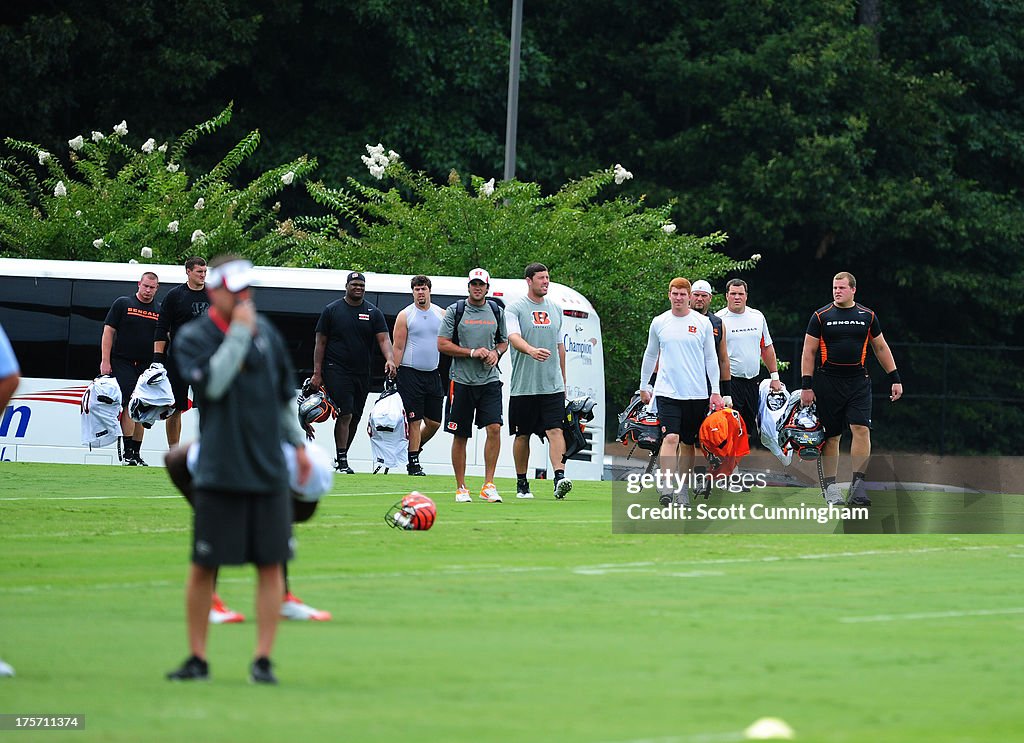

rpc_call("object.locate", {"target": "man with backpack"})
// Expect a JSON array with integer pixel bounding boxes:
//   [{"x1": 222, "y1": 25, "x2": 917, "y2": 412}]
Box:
[{"x1": 437, "y1": 268, "x2": 508, "y2": 503}]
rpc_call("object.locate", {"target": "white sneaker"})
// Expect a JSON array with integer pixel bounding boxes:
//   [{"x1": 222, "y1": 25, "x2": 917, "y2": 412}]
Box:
[
  {"x1": 0, "y1": 658, "x2": 14, "y2": 677},
  {"x1": 516, "y1": 487, "x2": 535, "y2": 499},
  {"x1": 824, "y1": 483, "x2": 845, "y2": 506},
  {"x1": 281, "y1": 593, "x2": 332, "y2": 621},
  {"x1": 209, "y1": 594, "x2": 245, "y2": 624},
  {"x1": 553, "y1": 477, "x2": 573, "y2": 500},
  {"x1": 455, "y1": 487, "x2": 473, "y2": 503},
  {"x1": 479, "y1": 482, "x2": 503, "y2": 503}
]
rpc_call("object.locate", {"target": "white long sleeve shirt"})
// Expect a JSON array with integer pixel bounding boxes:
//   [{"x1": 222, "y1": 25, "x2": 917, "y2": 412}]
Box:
[{"x1": 640, "y1": 310, "x2": 719, "y2": 400}]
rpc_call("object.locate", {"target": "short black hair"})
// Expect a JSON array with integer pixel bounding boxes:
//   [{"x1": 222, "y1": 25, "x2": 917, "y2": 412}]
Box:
[
  {"x1": 185, "y1": 256, "x2": 207, "y2": 271},
  {"x1": 524, "y1": 262, "x2": 548, "y2": 280},
  {"x1": 726, "y1": 278, "x2": 748, "y2": 293},
  {"x1": 410, "y1": 275, "x2": 432, "y2": 289}
]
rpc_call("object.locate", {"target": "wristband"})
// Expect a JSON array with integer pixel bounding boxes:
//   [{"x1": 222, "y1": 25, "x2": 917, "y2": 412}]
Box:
[
  {"x1": 888, "y1": 369, "x2": 901, "y2": 384},
  {"x1": 769, "y1": 371, "x2": 780, "y2": 381},
  {"x1": 153, "y1": 352, "x2": 167, "y2": 363},
  {"x1": 801, "y1": 375, "x2": 813, "y2": 390},
  {"x1": 719, "y1": 379, "x2": 731, "y2": 396}
]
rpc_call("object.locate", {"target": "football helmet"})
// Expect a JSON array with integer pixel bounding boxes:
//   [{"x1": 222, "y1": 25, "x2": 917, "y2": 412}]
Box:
[
  {"x1": 297, "y1": 380, "x2": 337, "y2": 427},
  {"x1": 562, "y1": 395, "x2": 597, "y2": 461},
  {"x1": 778, "y1": 401, "x2": 826, "y2": 460},
  {"x1": 385, "y1": 492, "x2": 437, "y2": 531}
]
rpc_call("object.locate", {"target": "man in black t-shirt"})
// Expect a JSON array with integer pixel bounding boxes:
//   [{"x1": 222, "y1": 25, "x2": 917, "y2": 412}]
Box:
[
  {"x1": 309, "y1": 271, "x2": 396, "y2": 473},
  {"x1": 101, "y1": 271, "x2": 160, "y2": 465},
  {"x1": 154, "y1": 256, "x2": 209, "y2": 448},
  {"x1": 800, "y1": 271, "x2": 903, "y2": 507}
]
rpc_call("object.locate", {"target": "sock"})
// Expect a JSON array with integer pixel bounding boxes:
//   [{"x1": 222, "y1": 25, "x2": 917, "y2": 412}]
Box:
[
  {"x1": 130, "y1": 439, "x2": 142, "y2": 456},
  {"x1": 337, "y1": 449, "x2": 348, "y2": 464},
  {"x1": 120, "y1": 436, "x2": 130, "y2": 459},
  {"x1": 554, "y1": 469, "x2": 565, "y2": 482},
  {"x1": 852, "y1": 471, "x2": 866, "y2": 482},
  {"x1": 824, "y1": 476, "x2": 836, "y2": 487},
  {"x1": 408, "y1": 449, "x2": 421, "y2": 466},
  {"x1": 516, "y1": 473, "x2": 528, "y2": 491}
]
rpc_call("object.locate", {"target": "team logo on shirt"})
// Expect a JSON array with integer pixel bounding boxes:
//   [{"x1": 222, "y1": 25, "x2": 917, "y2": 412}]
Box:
[
  {"x1": 359, "y1": 313, "x2": 370, "y2": 321},
  {"x1": 447, "y1": 421, "x2": 458, "y2": 431},
  {"x1": 532, "y1": 311, "x2": 551, "y2": 326},
  {"x1": 688, "y1": 325, "x2": 697, "y2": 334}
]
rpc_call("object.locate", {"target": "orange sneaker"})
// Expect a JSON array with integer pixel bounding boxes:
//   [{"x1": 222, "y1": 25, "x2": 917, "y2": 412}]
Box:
[
  {"x1": 280, "y1": 592, "x2": 332, "y2": 621},
  {"x1": 479, "y1": 482, "x2": 503, "y2": 503},
  {"x1": 209, "y1": 593, "x2": 245, "y2": 624}
]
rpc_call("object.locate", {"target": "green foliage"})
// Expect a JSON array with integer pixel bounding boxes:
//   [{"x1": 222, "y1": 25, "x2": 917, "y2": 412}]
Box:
[
  {"x1": 308, "y1": 149, "x2": 747, "y2": 409},
  {"x1": 0, "y1": 104, "x2": 318, "y2": 266}
]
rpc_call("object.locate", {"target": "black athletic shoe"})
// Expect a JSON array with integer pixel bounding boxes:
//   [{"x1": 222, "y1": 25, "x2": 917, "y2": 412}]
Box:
[
  {"x1": 135, "y1": 455, "x2": 149, "y2": 467},
  {"x1": 848, "y1": 479, "x2": 871, "y2": 507},
  {"x1": 123, "y1": 454, "x2": 139, "y2": 466},
  {"x1": 659, "y1": 493, "x2": 672, "y2": 507},
  {"x1": 249, "y1": 657, "x2": 278, "y2": 685},
  {"x1": 694, "y1": 479, "x2": 712, "y2": 500},
  {"x1": 407, "y1": 465, "x2": 427, "y2": 476},
  {"x1": 334, "y1": 459, "x2": 355, "y2": 475},
  {"x1": 849, "y1": 493, "x2": 871, "y2": 507},
  {"x1": 166, "y1": 655, "x2": 209, "y2": 681}
]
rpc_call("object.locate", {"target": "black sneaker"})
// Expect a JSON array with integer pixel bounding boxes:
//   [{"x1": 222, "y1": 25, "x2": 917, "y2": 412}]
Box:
[
  {"x1": 334, "y1": 459, "x2": 355, "y2": 475},
  {"x1": 849, "y1": 479, "x2": 871, "y2": 506},
  {"x1": 694, "y1": 478, "x2": 712, "y2": 500},
  {"x1": 407, "y1": 465, "x2": 426, "y2": 476},
  {"x1": 135, "y1": 455, "x2": 149, "y2": 467},
  {"x1": 249, "y1": 656, "x2": 278, "y2": 685},
  {"x1": 123, "y1": 454, "x2": 139, "y2": 466},
  {"x1": 166, "y1": 655, "x2": 209, "y2": 681}
]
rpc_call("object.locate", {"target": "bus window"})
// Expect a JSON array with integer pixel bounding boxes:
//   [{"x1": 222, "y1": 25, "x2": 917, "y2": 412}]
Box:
[{"x1": 0, "y1": 277, "x2": 72, "y2": 378}]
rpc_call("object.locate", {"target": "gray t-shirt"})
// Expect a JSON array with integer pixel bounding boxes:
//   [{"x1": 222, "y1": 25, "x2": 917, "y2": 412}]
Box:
[
  {"x1": 439, "y1": 300, "x2": 507, "y2": 386},
  {"x1": 506, "y1": 295, "x2": 565, "y2": 396}
]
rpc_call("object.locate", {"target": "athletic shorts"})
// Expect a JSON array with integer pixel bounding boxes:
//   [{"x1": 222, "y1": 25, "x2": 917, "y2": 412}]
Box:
[
  {"x1": 655, "y1": 396, "x2": 709, "y2": 446},
  {"x1": 111, "y1": 356, "x2": 147, "y2": 405},
  {"x1": 445, "y1": 380, "x2": 503, "y2": 438},
  {"x1": 397, "y1": 366, "x2": 443, "y2": 423},
  {"x1": 166, "y1": 351, "x2": 192, "y2": 411},
  {"x1": 323, "y1": 365, "x2": 369, "y2": 419},
  {"x1": 813, "y1": 372, "x2": 872, "y2": 437},
  {"x1": 730, "y1": 376, "x2": 760, "y2": 439},
  {"x1": 509, "y1": 393, "x2": 564, "y2": 439},
  {"x1": 192, "y1": 489, "x2": 293, "y2": 567}
]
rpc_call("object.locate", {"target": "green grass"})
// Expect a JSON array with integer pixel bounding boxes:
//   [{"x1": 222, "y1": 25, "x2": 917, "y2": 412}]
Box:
[{"x1": 1, "y1": 462, "x2": 1022, "y2": 742}]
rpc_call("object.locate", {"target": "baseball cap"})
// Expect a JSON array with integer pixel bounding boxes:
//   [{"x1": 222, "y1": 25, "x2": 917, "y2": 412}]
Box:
[
  {"x1": 691, "y1": 279, "x2": 713, "y2": 294},
  {"x1": 206, "y1": 259, "x2": 255, "y2": 292},
  {"x1": 346, "y1": 271, "x2": 366, "y2": 284},
  {"x1": 468, "y1": 268, "x2": 490, "y2": 284}
]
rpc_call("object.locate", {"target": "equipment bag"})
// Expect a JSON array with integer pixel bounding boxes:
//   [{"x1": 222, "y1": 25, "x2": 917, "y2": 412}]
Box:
[{"x1": 367, "y1": 380, "x2": 409, "y2": 473}]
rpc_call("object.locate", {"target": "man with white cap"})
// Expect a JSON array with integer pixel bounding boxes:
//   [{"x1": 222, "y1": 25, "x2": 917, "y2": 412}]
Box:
[
  {"x1": 688, "y1": 279, "x2": 732, "y2": 497},
  {"x1": 167, "y1": 254, "x2": 310, "y2": 685},
  {"x1": 715, "y1": 279, "x2": 782, "y2": 446},
  {"x1": 438, "y1": 268, "x2": 508, "y2": 503}
]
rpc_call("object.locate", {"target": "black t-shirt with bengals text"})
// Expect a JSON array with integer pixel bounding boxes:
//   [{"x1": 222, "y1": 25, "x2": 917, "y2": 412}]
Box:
[
  {"x1": 315, "y1": 298, "x2": 388, "y2": 376},
  {"x1": 806, "y1": 303, "x2": 882, "y2": 377},
  {"x1": 104, "y1": 294, "x2": 160, "y2": 362}
]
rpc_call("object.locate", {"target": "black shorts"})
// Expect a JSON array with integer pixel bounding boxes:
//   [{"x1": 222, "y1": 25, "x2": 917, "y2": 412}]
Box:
[
  {"x1": 192, "y1": 489, "x2": 293, "y2": 567},
  {"x1": 509, "y1": 393, "x2": 564, "y2": 439},
  {"x1": 111, "y1": 357, "x2": 147, "y2": 405},
  {"x1": 813, "y1": 372, "x2": 872, "y2": 437},
  {"x1": 166, "y1": 351, "x2": 192, "y2": 411},
  {"x1": 730, "y1": 376, "x2": 760, "y2": 438},
  {"x1": 397, "y1": 366, "x2": 443, "y2": 423},
  {"x1": 445, "y1": 380, "x2": 503, "y2": 438},
  {"x1": 323, "y1": 365, "x2": 369, "y2": 419},
  {"x1": 655, "y1": 396, "x2": 709, "y2": 446}
]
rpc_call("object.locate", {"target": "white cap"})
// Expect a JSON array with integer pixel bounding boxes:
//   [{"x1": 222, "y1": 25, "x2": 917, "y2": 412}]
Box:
[
  {"x1": 468, "y1": 267, "x2": 490, "y2": 284},
  {"x1": 206, "y1": 259, "x2": 255, "y2": 292},
  {"x1": 691, "y1": 279, "x2": 713, "y2": 294}
]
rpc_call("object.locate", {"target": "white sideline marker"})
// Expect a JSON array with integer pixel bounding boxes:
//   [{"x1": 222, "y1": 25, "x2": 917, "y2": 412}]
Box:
[{"x1": 840, "y1": 607, "x2": 1024, "y2": 623}]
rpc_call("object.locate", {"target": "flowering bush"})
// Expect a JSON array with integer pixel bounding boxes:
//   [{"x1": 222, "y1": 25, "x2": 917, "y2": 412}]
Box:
[
  {"x1": 307, "y1": 147, "x2": 755, "y2": 408},
  {"x1": 0, "y1": 103, "x2": 318, "y2": 265}
]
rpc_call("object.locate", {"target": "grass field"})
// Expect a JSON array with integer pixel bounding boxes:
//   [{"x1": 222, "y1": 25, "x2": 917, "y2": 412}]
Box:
[{"x1": 1, "y1": 462, "x2": 1022, "y2": 742}]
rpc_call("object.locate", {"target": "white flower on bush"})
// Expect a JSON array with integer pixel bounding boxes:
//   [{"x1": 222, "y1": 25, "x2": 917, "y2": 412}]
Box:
[
  {"x1": 142, "y1": 138, "x2": 156, "y2": 154},
  {"x1": 191, "y1": 229, "x2": 206, "y2": 245},
  {"x1": 662, "y1": 222, "x2": 677, "y2": 234},
  {"x1": 751, "y1": 253, "x2": 762, "y2": 262},
  {"x1": 129, "y1": 259, "x2": 139, "y2": 265},
  {"x1": 113, "y1": 120, "x2": 128, "y2": 136},
  {"x1": 38, "y1": 150, "x2": 51, "y2": 165},
  {"x1": 93, "y1": 238, "x2": 105, "y2": 249},
  {"x1": 166, "y1": 163, "x2": 179, "y2": 173},
  {"x1": 194, "y1": 197, "x2": 205, "y2": 210},
  {"x1": 281, "y1": 171, "x2": 295, "y2": 185},
  {"x1": 75, "y1": 210, "x2": 82, "y2": 217},
  {"x1": 613, "y1": 163, "x2": 633, "y2": 185},
  {"x1": 91, "y1": 131, "x2": 105, "y2": 143},
  {"x1": 53, "y1": 181, "x2": 67, "y2": 198},
  {"x1": 68, "y1": 135, "x2": 85, "y2": 151},
  {"x1": 167, "y1": 220, "x2": 179, "y2": 233},
  {"x1": 141, "y1": 247, "x2": 153, "y2": 258},
  {"x1": 480, "y1": 178, "x2": 496, "y2": 197},
  {"x1": 361, "y1": 143, "x2": 397, "y2": 179},
  {"x1": 157, "y1": 142, "x2": 168, "y2": 153}
]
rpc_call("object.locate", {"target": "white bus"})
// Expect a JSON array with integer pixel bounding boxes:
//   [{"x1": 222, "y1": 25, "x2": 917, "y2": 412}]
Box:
[{"x1": 0, "y1": 258, "x2": 605, "y2": 480}]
